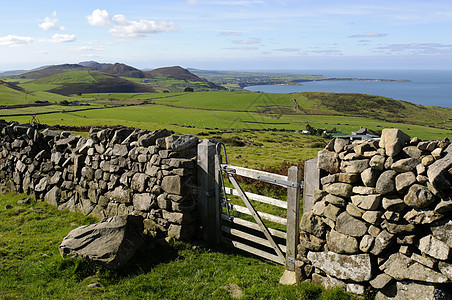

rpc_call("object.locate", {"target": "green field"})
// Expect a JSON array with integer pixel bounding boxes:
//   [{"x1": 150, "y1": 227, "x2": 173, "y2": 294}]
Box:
[{"x1": 0, "y1": 193, "x2": 356, "y2": 299}]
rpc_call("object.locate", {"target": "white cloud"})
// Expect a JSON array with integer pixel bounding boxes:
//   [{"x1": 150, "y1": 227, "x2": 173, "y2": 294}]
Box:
[
  {"x1": 38, "y1": 12, "x2": 65, "y2": 31},
  {"x1": 349, "y1": 32, "x2": 388, "y2": 38},
  {"x1": 87, "y1": 9, "x2": 112, "y2": 27},
  {"x1": 376, "y1": 43, "x2": 452, "y2": 55},
  {"x1": 220, "y1": 31, "x2": 242, "y2": 36},
  {"x1": 225, "y1": 46, "x2": 258, "y2": 50},
  {"x1": 232, "y1": 38, "x2": 261, "y2": 44},
  {"x1": 185, "y1": 0, "x2": 198, "y2": 5},
  {"x1": 0, "y1": 35, "x2": 34, "y2": 47},
  {"x1": 48, "y1": 33, "x2": 76, "y2": 43},
  {"x1": 87, "y1": 9, "x2": 177, "y2": 38},
  {"x1": 71, "y1": 45, "x2": 104, "y2": 51},
  {"x1": 109, "y1": 15, "x2": 177, "y2": 38}
]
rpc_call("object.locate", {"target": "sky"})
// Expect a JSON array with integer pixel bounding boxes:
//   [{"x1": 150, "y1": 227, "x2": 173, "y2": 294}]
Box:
[{"x1": 1, "y1": 0, "x2": 452, "y2": 71}]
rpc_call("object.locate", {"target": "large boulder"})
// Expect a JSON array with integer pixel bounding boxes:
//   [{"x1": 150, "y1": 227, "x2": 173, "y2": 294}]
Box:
[
  {"x1": 427, "y1": 150, "x2": 452, "y2": 190},
  {"x1": 59, "y1": 215, "x2": 145, "y2": 270},
  {"x1": 379, "y1": 128, "x2": 411, "y2": 157}
]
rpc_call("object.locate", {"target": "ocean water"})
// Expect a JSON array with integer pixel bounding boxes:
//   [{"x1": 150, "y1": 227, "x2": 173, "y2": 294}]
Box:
[{"x1": 244, "y1": 70, "x2": 452, "y2": 108}]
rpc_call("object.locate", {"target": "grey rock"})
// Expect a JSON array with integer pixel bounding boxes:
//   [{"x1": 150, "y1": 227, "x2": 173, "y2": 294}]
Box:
[
  {"x1": 395, "y1": 172, "x2": 416, "y2": 192},
  {"x1": 430, "y1": 219, "x2": 452, "y2": 248},
  {"x1": 391, "y1": 157, "x2": 419, "y2": 172},
  {"x1": 317, "y1": 150, "x2": 340, "y2": 174},
  {"x1": 403, "y1": 209, "x2": 443, "y2": 225},
  {"x1": 171, "y1": 134, "x2": 199, "y2": 152},
  {"x1": 336, "y1": 212, "x2": 368, "y2": 237},
  {"x1": 369, "y1": 273, "x2": 393, "y2": 289},
  {"x1": 300, "y1": 212, "x2": 326, "y2": 238},
  {"x1": 382, "y1": 196, "x2": 407, "y2": 211},
  {"x1": 342, "y1": 159, "x2": 369, "y2": 174},
  {"x1": 132, "y1": 193, "x2": 154, "y2": 211},
  {"x1": 334, "y1": 138, "x2": 349, "y2": 153},
  {"x1": 369, "y1": 155, "x2": 385, "y2": 171},
  {"x1": 105, "y1": 186, "x2": 131, "y2": 204},
  {"x1": 324, "y1": 183, "x2": 352, "y2": 197},
  {"x1": 375, "y1": 281, "x2": 451, "y2": 300},
  {"x1": 403, "y1": 145, "x2": 423, "y2": 158},
  {"x1": 380, "y1": 253, "x2": 448, "y2": 283},
  {"x1": 138, "y1": 129, "x2": 171, "y2": 147},
  {"x1": 59, "y1": 215, "x2": 145, "y2": 270},
  {"x1": 439, "y1": 261, "x2": 452, "y2": 280},
  {"x1": 359, "y1": 235, "x2": 374, "y2": 252},
  {"x1": 351, "y1": 194, "x2": 381, "y2": 210},
  {"x1": 371, "y1": 230, "x2": 394, "y2": 255},
  {"x1": 323, "y1": 204, "x2": 341, "y2": 221},
  {"x1": 418, "y1": 234, "x2": 450, "y2": 260},
  {"x1": 324, "y1": 194, "x2": 346, "y2": 207},
  {"x1": 403, "y1": 184, "x2": 435, "y2": 209},
  {"x1": 44, "y1": 186, "x2": 61, "y2": 206},
  {"x1": 361, "y1": 167, "x2": 380, "y2": 187},
  {"x1": 427, "y1": 150, "x2": 452, "y2": 189},
  {"x1": 375, "y1": 170, "x2": 397, "y2": 195},
  {"x1": 130, "y1": 173, "x2": 149, "y2": 193},
  {"x1": 379, "y1": 128, "x2": 411, "y2": 157},
  {"x1": 307, "y1": 251, "x2": 372, "y2": 282}
]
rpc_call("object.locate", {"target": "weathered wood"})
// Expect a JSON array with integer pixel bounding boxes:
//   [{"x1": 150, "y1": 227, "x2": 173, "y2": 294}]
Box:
[
  {"x1": 227, "y1": 174, "x2": 286, "y2": 262},
  {"x1": 224, "y1": 187, "x2": 287, "y2": 208},
  {"x1": 221, "y1": 214, "x2": 287, "y2": 239},
  {"x1": 221, "y1": 164, "x2": 289, "y2": 187},
  {"x1": 221, "y1": 225, "x2": 287, "y2": 253},
  {"x1": 285, "y1": 166, "x2": 302, "y2": 271},
  {"x1": 231, "y1": 203, "x2": 287, "y2": 226},
  {"x1": 221, "y1": 237, "x2": 285, "y2": 265},
  {"x1": 302, "y1": 158, "x2": 319, "y2": 214},
  {"x1": 197, "y1": 140, "x2": 220, "y2": 246}
]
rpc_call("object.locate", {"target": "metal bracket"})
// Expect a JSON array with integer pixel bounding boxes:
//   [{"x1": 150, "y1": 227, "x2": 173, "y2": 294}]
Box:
[
  {"x1": 287, "y1": 256, "x2": 296, "y2": 264},
  {"x1": 257, "y1": 174, "x2": 303, "y2": 188}
]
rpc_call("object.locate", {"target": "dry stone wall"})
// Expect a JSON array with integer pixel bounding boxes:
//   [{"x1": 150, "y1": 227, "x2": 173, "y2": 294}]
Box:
[
  {"x1": 298, "y1": 128, "x2": 452, "y2": 298},
  {"x1": 0, "y1": 119, "x2": 198, "y2": 240}
]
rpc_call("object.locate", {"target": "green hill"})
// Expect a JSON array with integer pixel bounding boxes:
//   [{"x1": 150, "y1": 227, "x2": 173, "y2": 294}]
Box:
[
  {"x1": 0, "y1": 80, "x2": 68, "y2": 105},
  {"x1": 291, "y1": 92, "x2": 452, "y2": 128},
  {"x1": 21, "y1": 71, "x2": 156, "y2": 96}
]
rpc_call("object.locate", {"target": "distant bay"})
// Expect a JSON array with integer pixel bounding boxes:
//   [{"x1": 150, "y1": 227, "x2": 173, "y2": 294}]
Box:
[{"x1": 244, "y1": 70, "x2": 452, "y2": 108}]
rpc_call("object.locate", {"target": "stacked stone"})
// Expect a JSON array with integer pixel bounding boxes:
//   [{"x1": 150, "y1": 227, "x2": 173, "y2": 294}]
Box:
[
  {"x1": 298, "y1": 128, "x2": 452, "y2": 298},
  {"x1": 0, "y1": 119, "x2": 198, "y2": 240}
]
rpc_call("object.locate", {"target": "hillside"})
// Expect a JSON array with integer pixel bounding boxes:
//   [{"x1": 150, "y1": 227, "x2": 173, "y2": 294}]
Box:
[
  {"x1": 23, "y1": 71, "x2": 155, "y2": 96},
  {"x1": 19, "y1": 64, "x2": 88, "y2": 79},
  {"x1": 145, "y1": 66, "x2": 206, "y2": 82},
  {"x1": 290, "y1": 92, "x2": 452, "y2": 127}
]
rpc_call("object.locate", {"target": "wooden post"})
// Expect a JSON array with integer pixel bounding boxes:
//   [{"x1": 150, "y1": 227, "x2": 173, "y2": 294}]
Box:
[
  {"x1": 285, "y1": 166, "x2": 302, "y2": 271},
  {"x1": 196, "y1": 139, "x2": 220, "y2": 247},
  {"x1": 302, "y1": 158, "x2": 319, "y2": 214}
]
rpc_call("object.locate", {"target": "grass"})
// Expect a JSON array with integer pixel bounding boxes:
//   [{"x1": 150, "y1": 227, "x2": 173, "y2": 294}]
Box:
[{"x1": 0, "y1": 193, "x2": 358, "y2": 299}]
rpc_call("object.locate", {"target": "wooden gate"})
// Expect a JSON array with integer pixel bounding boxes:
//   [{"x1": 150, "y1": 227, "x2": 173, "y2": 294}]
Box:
[{"x1": 197, "y1": 140, "x2": 303, "y2": 271}]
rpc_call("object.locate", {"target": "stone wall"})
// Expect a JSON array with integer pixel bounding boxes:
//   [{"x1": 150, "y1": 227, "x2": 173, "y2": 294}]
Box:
[
  {"x1": 298, "y1": 128, "x2": 452, "y2": 298},
  {"x1": 0, "y1": 119, "x2": 199, "y2": 240}
]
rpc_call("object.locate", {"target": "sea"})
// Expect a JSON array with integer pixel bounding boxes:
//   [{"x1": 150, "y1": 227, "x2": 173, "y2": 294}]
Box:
[{"x1": 244, "y1": 70, "x2": 452, "y2": 108}]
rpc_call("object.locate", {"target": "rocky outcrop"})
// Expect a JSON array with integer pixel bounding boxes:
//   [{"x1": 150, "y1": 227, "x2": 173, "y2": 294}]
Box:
[
  {"x1": 302, "y1": 128, "x2": 451, "y2": 297},
  {"x1": 59, "y1": 215, "x2": 145, "y2": 269}
]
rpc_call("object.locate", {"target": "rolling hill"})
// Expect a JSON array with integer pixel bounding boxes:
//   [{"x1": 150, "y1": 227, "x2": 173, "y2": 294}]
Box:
[{"x1": 22, "y1": 71, "x2": 155, "y2": 96}]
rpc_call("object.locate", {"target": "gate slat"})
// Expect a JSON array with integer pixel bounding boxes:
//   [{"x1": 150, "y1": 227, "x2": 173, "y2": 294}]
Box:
[
  {"x1": 221, "y1": 225, "x2": 287, "y2": 253},
  {"x1": 221, "y1": 164, "x2": 288, "y2": 187},
  {"x1": 223, "y1": 187, "x2": 287, "y2": 208},
  {"x1": 221, "y1": 237, "x2": 285, "y2": 265},
  {"x1": 231, "y1": 204, "x2": 287, "y2": 226},
  {"x1": 221, "y1": 214, "x2": 287, "y2": 239}
]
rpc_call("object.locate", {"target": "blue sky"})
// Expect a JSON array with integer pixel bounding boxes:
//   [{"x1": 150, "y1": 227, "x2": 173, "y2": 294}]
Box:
[{"x1": 1, "y1": 0, "x2": 452, "y2": 71}]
